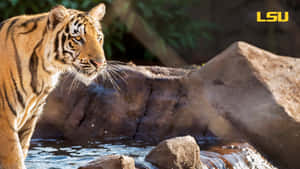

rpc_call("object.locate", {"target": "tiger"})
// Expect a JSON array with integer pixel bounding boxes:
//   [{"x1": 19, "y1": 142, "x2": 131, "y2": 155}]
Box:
[{"x1": 0, "y1": 3, "x2": 106, "y2": 169}]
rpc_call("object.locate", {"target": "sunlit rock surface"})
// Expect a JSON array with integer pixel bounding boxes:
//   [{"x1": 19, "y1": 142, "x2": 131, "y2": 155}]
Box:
[
  {"x1": 188, "y1": 41, "x2": 300, "y2": 169},
  {"x1": 35, "y1": 41, "x2": 300, "y2": 168},
  {"x1": 146, "y1": 136, "x2": 202, "y2": 169}
]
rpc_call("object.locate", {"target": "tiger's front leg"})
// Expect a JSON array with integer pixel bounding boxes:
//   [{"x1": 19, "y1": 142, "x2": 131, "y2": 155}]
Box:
[
  {"x1": 0, "y1": 117, "x2": 26, "y2": 169},
  {"x1": 19, "y1": 115, "x2": 39, "y2": 159}
]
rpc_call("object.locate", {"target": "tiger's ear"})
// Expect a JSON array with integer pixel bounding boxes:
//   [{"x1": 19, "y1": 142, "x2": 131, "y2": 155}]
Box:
[
  {"x1": 48, "y1": 5, "x2": 68, "y2": 29},
  {"x1": 89, "y1": 3, "x2": 106, "y2": 21}
]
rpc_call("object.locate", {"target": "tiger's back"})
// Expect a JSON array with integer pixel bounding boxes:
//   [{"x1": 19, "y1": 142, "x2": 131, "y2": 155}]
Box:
[{"x1": 0, "y1": 13, "x2": 54, "y2": 118}]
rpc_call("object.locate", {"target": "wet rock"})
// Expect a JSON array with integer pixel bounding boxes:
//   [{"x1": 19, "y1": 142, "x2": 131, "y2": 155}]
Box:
[
  {"x1": 78, "y1": 155, "x2": 135, "y2": 169},
  {"x1": 201, "y1": 142, "x2": 278, "y2": 169},
  {"x1": 35, "y1": 41, "x2": 300, "y2": 168},
  {"x1": 146, "y1": 136, "x2": 203, "y2": 169}
]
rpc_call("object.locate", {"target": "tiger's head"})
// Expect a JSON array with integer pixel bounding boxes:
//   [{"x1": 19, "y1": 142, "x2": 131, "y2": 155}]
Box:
[{"x1": 46, "y1": 3, "x2": 106, "y2": 84}]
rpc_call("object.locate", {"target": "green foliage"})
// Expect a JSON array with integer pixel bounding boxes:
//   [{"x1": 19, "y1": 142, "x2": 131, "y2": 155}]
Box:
[
  {"x1": 0, "y1": 0, "x2": 216, "y2": 62},
  {"x1": 136, "y1": 0, "x2": 214, "y2": 47},
  {"x1": 134, "y1": 0, "x2": 217, "y2": 60},
  {"x1": 102, "y1": 19, "x2": 127, "y2": 59}
]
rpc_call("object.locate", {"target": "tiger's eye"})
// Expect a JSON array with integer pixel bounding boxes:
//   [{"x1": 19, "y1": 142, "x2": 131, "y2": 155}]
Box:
[
  {"x1": 75, "y1": 36, "x2": 82, "y2": 41},
  {"x1": 98, "y1": 35, "x2": 103, "y2": 41}
]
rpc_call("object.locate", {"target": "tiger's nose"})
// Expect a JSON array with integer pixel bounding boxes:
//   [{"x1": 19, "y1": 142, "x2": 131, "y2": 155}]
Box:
[{"x1": 90, "y1": 57, "x2": 106, "y2": 68}]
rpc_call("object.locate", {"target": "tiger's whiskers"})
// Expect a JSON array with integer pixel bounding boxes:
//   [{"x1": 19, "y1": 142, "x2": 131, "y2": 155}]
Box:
[{"x1": 98, "y1": 61, "x2": 129, "y2": 91}]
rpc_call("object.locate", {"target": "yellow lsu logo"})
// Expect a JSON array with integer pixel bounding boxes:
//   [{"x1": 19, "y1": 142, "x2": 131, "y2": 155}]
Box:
[{"x1": 257, "y1": 11, "x2": 288, "y2": 22}]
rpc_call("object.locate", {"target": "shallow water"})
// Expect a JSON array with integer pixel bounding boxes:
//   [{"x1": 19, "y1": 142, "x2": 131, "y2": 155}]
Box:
[
  {"x1": 26, "y1": 138, "x2": 277, "y2": 169},
  {"x1": 26, "y1": 138, "x2": 156, "y2": 169}
]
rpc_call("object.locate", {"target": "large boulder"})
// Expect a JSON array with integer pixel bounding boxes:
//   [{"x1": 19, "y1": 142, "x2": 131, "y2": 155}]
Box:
[
  {"x1": 35, "y1": 66, "x2": 210, "y2": 142},
  {"x1": 35, "y1": 41, "x2": 300, "y2": 168},
  {"x1": 78, "y1": 155, "x2": 135, "y2": 169},
  {"x1": 146, "y1": 136, "x2": 202, "y2": 169},
  {"x1": 188, "y1": 41, "x2": 300, "y2": 169}
]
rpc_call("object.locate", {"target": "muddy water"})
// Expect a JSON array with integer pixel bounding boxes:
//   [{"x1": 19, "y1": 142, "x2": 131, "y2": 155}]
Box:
[{"x1": 26, "y1": 138, "x2": 277, "y2": 169}]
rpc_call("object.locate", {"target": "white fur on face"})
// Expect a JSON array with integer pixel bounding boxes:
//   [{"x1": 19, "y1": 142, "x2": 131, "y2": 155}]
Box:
[{"x1": 70, "y1": 20, "x2": 85, "y2": 37}]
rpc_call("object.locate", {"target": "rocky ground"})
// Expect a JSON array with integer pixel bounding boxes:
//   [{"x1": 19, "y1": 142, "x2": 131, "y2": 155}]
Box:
[{"x1": 34, "y1": 41, "x2": 300, "y2": 169}]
